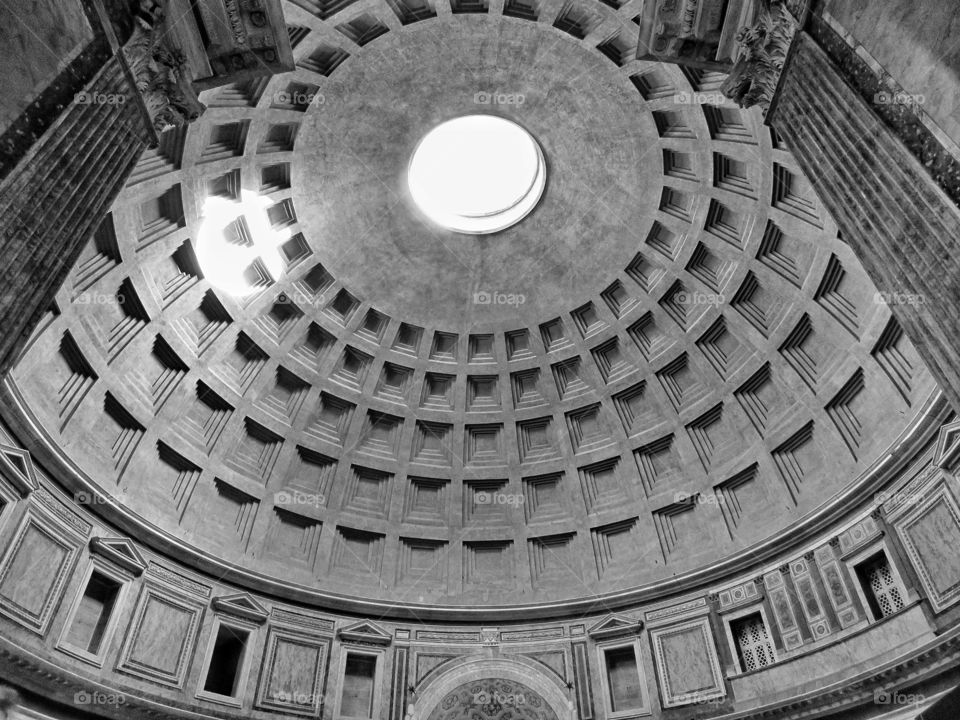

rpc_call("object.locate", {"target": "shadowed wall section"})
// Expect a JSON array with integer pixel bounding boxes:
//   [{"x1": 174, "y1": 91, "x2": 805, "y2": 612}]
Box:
[{"x1": 768, "y1": 31, "x2": 960, "y2": 414}]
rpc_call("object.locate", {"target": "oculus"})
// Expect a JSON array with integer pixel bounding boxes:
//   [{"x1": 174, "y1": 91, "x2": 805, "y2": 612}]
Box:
[{"x1": 407, "y1": 115, "x2": 546, "y2": 234}]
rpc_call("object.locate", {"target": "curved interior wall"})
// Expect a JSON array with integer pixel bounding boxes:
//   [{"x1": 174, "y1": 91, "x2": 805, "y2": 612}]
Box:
[
  {"x1": 1, "y1": 403, "x2": 960, "y2": 720},
  {"x1": 3, "y1": 0, "x2": 960, "y2": 718},
  {"x1": 6, "y1": 7, "x2": 943, "y2": 611}
]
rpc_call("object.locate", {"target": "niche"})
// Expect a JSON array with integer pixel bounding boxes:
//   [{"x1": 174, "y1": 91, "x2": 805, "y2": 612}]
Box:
[
  {"x1": 340, "y1": 652, "x2": 378, "y2": 718},
  {"x1": 201, "y1": 622, "x2": 251, "y2": 700}
]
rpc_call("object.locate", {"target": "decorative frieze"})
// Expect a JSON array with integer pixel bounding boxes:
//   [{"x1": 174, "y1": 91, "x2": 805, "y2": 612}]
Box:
[
  {"x1": 33, "y1": 487, "x2": 91, "y2": 538},
  {"x1": 836, "y1": 515, "x2": 882, "y2": 557},
  {"x1": 645, "y1": 597, "x2": 709, "y2": 625},
  {"x1": 716, "y1": 579, "x2": 760, "y2": 610},
  {"x1": 637, "y1": 0, "x2": 751, "y2": 68},
  {"x1": 270, "y1": 607, "x2": 335, "y2": 633},
  {"x1": 145, "y1": 562, "x2": 212, "y2": 598},
  {"x1": 501, "y1": 626, "x2": 564, "y2": 642},
  {"x1": 415, "y1": 630, "x2": 481, "y2": 643}
]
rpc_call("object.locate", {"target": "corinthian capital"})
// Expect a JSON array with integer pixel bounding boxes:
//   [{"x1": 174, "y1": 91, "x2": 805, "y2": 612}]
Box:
[
  {"x1": 122, "y1": 0, "x2": 206, "y2": 134},
  {"x1": 721, "y1": 0, "x2": 801, "y2": 111}
]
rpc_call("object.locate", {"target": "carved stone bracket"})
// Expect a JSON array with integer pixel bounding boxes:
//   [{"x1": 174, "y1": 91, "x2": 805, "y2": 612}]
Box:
[
  {"x1": 121, "y1": 0, "x2": 205, "y2": 134},
  {"x1": 721, "y1": 0, "x2": 802, "y2": 112},
  {"x1": 480, "y1": 627, "x2": 500, "y2": 646}
]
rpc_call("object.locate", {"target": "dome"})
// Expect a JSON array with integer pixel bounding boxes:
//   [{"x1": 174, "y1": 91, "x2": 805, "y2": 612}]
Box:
[
  {"x1": 7, "y1": 11, "x2": 940, "y2": 614},
  {"x1": 5, "y1": 0, "x2": 960, "y2": 719}
]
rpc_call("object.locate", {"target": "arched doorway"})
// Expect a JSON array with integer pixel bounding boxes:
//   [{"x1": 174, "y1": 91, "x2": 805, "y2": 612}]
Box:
[{"x1": 412, "y1": 657, "x2": 572, "y2": 720}]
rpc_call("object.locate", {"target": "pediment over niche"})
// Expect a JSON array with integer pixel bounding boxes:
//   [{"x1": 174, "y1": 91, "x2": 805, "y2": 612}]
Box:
[
  {"x1": 0, "y1": 443, "x2": 38, "y2": 496},
  {"x1": 211, "y1": 593, "x2": 269, "y2": 623},
  {"x1": 588, "y1": 613, "x2": 642, "y2": 639},
  {"x1": 934, "y1": 420, "x2": 960, "y2": 471},
  {"x1": 89, "y1": 537, "x2": 147, "y2": 575},
  {"x1": 339, "y1": 620, "x2": 392, "y2": 646}
]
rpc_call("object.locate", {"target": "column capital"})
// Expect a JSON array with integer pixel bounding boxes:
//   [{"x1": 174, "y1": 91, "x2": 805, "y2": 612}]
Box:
[
  {"x1": 721, "y1": 0, "x2": 806, "y2": 112},
  {"x1": 121, "y1": 1, "x2": 205, "y2": 135}
]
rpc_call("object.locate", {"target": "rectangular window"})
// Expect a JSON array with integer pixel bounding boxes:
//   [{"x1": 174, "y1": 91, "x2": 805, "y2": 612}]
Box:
[
  {"x1": 341, "y1": 653, "x2": 377, "y2": 718},
  {"x1": 855, "y1": 551, "x2": 905, "y2": 620},
  {"x1": 604, "y1": 645, "x2": 644, "y2": 712},
  {"x1": 203, "y1": 624, "x2": 249, "y2": 697},
  {"x1": 63, "y1": 571, "x2": 121, "y2": 655},
  {"x1": 730, "y1": 612, "x2": 775, "y2": 672}
]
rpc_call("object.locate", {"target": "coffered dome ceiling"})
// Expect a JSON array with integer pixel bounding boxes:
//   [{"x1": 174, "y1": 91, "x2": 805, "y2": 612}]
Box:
[{"x1": 7, "y1": 1, "x2": 939, "y2": 612}]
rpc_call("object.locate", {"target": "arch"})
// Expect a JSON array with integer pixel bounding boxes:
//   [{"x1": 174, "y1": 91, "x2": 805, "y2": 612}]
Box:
[
  {"x1": 411, "y1": 656, "x2": 574, "y2": 720},
  {"x1": 425, "y1": 678, "x2": 556, "y2": 720}
]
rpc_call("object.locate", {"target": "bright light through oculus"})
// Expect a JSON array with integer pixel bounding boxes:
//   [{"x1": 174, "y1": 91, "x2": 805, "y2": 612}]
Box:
[
  {"x1": 197, "y1": 190, "x2": 292, "y2": 297},
  {"x1": 407, "y1": 115, "x2": 545, "y2": 234}
]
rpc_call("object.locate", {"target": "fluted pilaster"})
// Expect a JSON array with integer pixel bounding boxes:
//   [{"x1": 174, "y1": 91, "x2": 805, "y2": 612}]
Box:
[
  {"x1": 768, "y1": 32, "x2": 960, "y2": 411},
  {"x1": 0, "y1": 56, "x2": 148, "y2": 376}
]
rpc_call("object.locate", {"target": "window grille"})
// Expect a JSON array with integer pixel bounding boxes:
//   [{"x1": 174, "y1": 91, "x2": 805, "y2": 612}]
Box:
[
  {"x1": 866, "y1": 555, "x2": 905, "y2": 617},
  {"x1": 732, "y1": 613, "x2": 775, "y2": 672}
]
